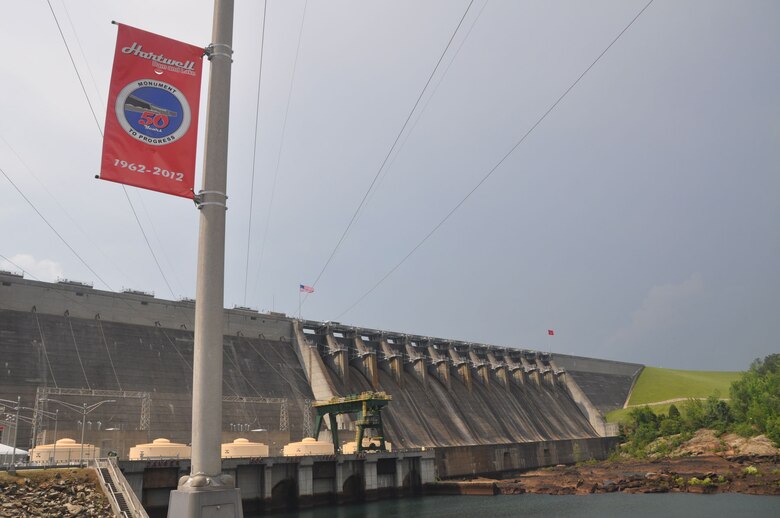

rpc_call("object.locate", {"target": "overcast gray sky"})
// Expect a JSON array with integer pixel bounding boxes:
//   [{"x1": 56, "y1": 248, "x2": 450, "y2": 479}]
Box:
[{"x1": 1, "y1": 1, "x2": 777, "y2": 371}]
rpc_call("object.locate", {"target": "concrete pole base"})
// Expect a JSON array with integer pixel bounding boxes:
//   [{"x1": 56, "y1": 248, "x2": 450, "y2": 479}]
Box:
[{"x1": 167, "y1": 487, "x2": 244, "y2": 518}]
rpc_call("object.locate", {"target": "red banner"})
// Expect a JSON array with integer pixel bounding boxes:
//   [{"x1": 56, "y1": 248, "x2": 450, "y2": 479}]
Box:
[{"x1": 100, "y1": 24, "x2": 203, "y2": 199}]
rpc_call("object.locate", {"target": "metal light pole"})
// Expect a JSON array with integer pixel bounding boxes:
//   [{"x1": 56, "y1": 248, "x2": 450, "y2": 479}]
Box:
[
  {"x1": 11, "y1": 399, "x2": 19, "y2": 474},
  {"x1": 168, "y1": 0, "x2": 242, "y2": 516},
  {"x1": 51, "y1": 409, "x2": 59, "y2": 466},
  {"x1": 79, "y1": 405, "x2": 86, "y2": 466},
  {"x1": 0, "y1": 397, "x2": 21, "y2": 474},
  {"x1": 1, "y1": 399, "x2": 59, "y2": 470},
  {"x1": 43, "y1": 398, "x2": 115, "y2": 466}
]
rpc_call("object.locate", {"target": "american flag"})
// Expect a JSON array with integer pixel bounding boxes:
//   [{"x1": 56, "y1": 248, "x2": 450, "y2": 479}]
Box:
[{"x1": 299, "y1": 284, "x2": 314, "y2": 293}]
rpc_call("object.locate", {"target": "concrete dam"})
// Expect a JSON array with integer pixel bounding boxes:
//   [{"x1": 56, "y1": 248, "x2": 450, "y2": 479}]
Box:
[{"x1": 1, "y1": 274, "x2": 642, "y2": 479}]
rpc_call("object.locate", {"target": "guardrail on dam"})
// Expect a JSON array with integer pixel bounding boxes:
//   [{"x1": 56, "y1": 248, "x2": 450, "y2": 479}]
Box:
[{"x1": 1, "y1": 275, "x2": 639, "y2": 483}]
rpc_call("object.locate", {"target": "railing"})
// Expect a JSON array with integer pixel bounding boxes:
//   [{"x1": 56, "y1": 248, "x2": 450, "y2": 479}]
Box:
[
  {"x1": 94, "y1": 462, "x2": 128, "y2": 518},
  {"x1": 1, "y1": 456, "x2": 103, "y2": 470},
  {"x1": 94, "y1": 458, "x2": 149, "y2": 518}
]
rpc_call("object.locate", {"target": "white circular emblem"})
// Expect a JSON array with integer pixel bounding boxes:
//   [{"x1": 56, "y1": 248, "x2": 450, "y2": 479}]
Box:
[{"x1": 115, "y1": 80, "x2": 192, "y2": 146}]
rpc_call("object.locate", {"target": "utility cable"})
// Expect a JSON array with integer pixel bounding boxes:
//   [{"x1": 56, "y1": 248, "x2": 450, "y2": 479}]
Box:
[
  {"x1": 46, "y1": 0, "x2": 178, "y2": 298},
  {"x1": 335, "y1": 0, "x2": 655, "y2": 320},
  {"x1": 242, "y1": 337, "x2": 310, "y2": 400},
  {"x1": 304, "y1": 0, "x2": 476, "y2": 298},
  {"x1": 368, "y1": 0, "x2": 490, "y2": 204},
  {"x1": 33, "y1": 311, "x2": 59, "y2": 388},
  {"x1": 67, "y1": 316, "x2": 92, "y2": 390},
  {"x1": 1, "y1": 165, "x2": 113, "y2": 290},
  {"x1": 121, "y1": 189, "x2": 176, "y2": 298},
  {"x1": 0, "y1": 253, "x2": 41, "y2": 281},
  {"x1": 252, "y1": 0, "x2": 309, "y2": 297},
  {"x1": 0, "y1": 134, "x2": 135, "y2": 286},
  {"x1": 0, "y1": 252, "x2": 133, "y2": 328},
  {"x1": 96, "y1": 318, "x2": 123, "y2": 391},
  {"x1": 1, "y1": 251, "x2": 190, "y2": 349},
  {"x1": 243, "y1": 0, "x2": 269, "y2": 305},
  {"x1": 59, "y1": 0, "x2": 105, "y2": 108},
  {"x1": 136, "y1": 193, "x2": 182, "y2": 296},
  {"x1": 45, "y1": 0, "x2": 103, "y2": 135}
]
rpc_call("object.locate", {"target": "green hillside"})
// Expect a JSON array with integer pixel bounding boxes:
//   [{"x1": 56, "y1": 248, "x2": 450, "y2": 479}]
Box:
[
  {"x1": 605, "y1": 367, "x2": 742, "y2": 423},
  {"x1": 628, "y1": 366, "x2": 741, "y2": 405},
  {"x1": 607, "y1": 404, "x2": 675, "y2": 424}
]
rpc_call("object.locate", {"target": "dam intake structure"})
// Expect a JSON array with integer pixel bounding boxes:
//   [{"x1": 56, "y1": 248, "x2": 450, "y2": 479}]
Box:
[{"x1": 1, "y1": 275, "x2": 640, "y2": 488}]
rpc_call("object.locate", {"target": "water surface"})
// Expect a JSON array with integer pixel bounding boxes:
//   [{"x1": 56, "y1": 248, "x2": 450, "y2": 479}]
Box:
[{"x1": 259, "y1": 493, "x2": 780, "y2": 518}]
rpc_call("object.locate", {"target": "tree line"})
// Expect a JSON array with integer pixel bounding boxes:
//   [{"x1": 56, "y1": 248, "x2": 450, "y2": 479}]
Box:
[{"x1": 622, "y1": 354, "x2": 780, "y2": 456}]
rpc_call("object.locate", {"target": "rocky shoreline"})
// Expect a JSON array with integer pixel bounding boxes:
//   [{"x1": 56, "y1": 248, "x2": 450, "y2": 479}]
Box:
[
  {"x1": 429, "y1": 455, "x2": 780, "y2": 497},
  {"x1": 0, "y1": 468, "x2": 113, "y2": 517},
  {"x1": 497, "y1": 455, "x2": 780, "y2": 495},
  {"x1": 428, "y1": 428, "x2": 780, "y2": 498}
]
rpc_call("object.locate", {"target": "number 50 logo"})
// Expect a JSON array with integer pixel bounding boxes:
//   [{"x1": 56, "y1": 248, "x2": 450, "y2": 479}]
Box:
[{"x1": 138, "y1": 111, "x2": 170, "y2": 129}]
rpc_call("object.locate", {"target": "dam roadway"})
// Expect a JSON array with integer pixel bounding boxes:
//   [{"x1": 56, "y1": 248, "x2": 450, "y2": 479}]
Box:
[{"x1": 0, "y1": 274, "x2": 639, "y2": 508}]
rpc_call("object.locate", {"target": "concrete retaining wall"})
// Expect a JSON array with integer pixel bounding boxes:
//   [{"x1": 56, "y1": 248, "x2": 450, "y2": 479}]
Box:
[
  {"x1": 554, "y1": 354, "x2": 644, "y2": 413},
  {"x1": 433, "y1": 437, "x2": 620, "y2": 479}
]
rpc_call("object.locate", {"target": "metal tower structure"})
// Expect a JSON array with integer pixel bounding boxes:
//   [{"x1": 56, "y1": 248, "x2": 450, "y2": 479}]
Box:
[{"x1": 312, "y1": 391, "x2": 392, "y2": 453}]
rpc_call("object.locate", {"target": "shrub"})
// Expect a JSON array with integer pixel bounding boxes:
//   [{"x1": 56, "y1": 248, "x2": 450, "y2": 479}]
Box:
[
  {"x1": 659, "y1": 418, "x2": 681, "y2": 436},
  {"x1": 628, "y1": 406, "x2": 660, "y2": 428},
  {"x1": 681, "y1": 395, "x2": 733, "y2": 432},
  {"x1": 729, "y1": 354, "x2": 780, "y2": 445},
  {"x1": 743, "y1": 466, "x2": 759, "y2": 476},
  {"x1": 766, "y1": 416, "x2": 780, "y2": 446},
  {"x1": 704, "y1": 395, "x2": 733, "y2": 432},
  {"x1": 733, "y1": 422, "x2": 756, "y2": 438},
  {"x1": 682, "y1": 398, "x2": 705, "y2": 430}
]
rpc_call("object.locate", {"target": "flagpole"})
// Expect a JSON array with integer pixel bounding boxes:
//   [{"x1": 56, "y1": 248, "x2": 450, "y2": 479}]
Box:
[
  {"x1": 168, "y1": 0, "x2": 243, "y2": 516},
  {"x1": 298, "y1": 289, "x2": 302, "y2": 319}
]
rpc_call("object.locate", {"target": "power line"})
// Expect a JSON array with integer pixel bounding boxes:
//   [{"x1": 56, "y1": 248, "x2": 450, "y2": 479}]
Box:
[
  {"x1": 45, "y1": 0, "x2": 103, "y2": 135},
  {"x1": 122, "y1": 189, "x2": 176, "y2": 298},
  {"x1": 0, "y1": 253, "x2": 41, "y2": 281},
  {"x1": 45, "y1": 0, "x2": 178, "y2": 298},
  {"x1": 59, "y1": 0, "x2": 105, "y2": 108},
  {"x1": 0, "y1": 165, "x2": 113, "y2": 290},
  {"x1": 252, "y1": 0, "x2": 309, "y2": 298},
  {"x1": 335, "y1": 0, "x2": 655, "y2": 320},
  {"x1": 367, "y1": 0, "x2": 491, "y2": 204},
  {"x1": 304, "y1": 0, "x2": 476, "y2": 297},
  {"x1": 0, "y1": 134, "x2": 135, "y2": 286},
  {"x1": 243, "y1": 0, "x2": 269, "y2": 305},
  {"x1": 136, "y1": 192, "x2": 184, "y2": 296},
  {"x1": 119, "y1": 192, "x2": 177, "y2": 298},
  {"x1": 1, "y1": 251, "x2": 192, "y2": 333}
]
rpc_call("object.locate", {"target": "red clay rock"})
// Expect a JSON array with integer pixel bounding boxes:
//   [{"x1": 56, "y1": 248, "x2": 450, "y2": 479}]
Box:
[{"x1": 435, "y1": 455, "x2": 780, "y2": 497}]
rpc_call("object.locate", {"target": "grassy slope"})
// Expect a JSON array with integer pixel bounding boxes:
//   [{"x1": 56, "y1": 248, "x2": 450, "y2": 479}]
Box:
[
  {"x1": 607, "y1": 404, "x2": 674, "y2": 424},
  {"x1": 627, "y1": 366, "x2": 741, "y2": 405},
  {"x1": 605, "y1": 367, "x2": 742, "y2": 423}
]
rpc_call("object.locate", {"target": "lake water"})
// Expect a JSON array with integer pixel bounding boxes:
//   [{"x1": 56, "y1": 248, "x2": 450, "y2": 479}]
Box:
[{"x1": 259, "y1": 493, "x2": 780, "y2": 518}]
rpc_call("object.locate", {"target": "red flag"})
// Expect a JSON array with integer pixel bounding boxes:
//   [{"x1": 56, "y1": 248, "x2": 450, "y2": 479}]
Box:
[
  {"x1": 548, "y1": 329, "x2": 555, "y2": 336},
  {"x1": 99, "y1": 24, "x2": 203, "y2": 198}
]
